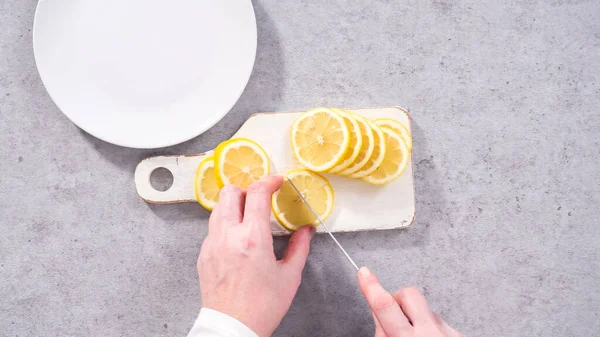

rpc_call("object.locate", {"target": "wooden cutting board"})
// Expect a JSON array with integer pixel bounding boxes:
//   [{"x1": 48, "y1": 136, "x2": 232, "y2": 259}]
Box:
[{"x1": 134, "y1": 107, "x2": 415, "y2": 235}]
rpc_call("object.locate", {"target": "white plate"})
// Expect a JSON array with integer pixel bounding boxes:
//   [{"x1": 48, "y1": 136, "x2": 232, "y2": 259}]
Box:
[{"x1": 33, "y1": 0, "x2": 257, "y2": 148}]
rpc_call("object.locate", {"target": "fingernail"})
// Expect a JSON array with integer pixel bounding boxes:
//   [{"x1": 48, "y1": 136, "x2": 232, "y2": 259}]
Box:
[{"x1": 359, "y1": 266, "x2": 371, "y2": 278}]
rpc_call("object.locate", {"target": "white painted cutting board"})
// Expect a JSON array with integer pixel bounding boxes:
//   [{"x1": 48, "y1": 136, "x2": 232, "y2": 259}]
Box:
[{"x1": 135, "y1": 107, "x2": 415, "y2": 235}]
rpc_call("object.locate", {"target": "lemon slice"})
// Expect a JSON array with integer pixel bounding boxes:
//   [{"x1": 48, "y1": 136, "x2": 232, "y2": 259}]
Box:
[
  {"x1": 362, "y1": 128, "x2": 410, "y2": 185},
  {"x1": 328, "y1": 109, "x2": 363, "y2": 173},
  {"x1": 194, "y1": 156, "x2": 220, "y2": 210},
  {"x1": 272, "y1": 169, "x2": 334, "y2": 231},
  {"x1": 337, "y1": 112, "x2": 375, "y2": 176},
  {"x1": 346, "y1": 121, "x2": 387, "y2": 179},
  {"x1": 214, "y1": 138, "x2": 270, "y2": 189},
  {"x1": 291, "y1": 108, "x2": 350, "y2": 172},
  {"x1": 374, "y1": 118, "x2": 412, "y2": 151}
]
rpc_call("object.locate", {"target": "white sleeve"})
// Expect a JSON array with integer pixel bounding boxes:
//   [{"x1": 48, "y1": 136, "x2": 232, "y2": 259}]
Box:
[{"x1": 187, "y1": 308, "x2": 259, "y2": 337}]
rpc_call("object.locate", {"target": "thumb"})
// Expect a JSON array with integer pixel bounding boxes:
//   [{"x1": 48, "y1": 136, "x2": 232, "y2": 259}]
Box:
[
  {"x1": 280, "y1": 226, "x2": 315, "y2": 275},
  {"x1": 357, "y1": 267, "x2": 412, "y2": 335}
]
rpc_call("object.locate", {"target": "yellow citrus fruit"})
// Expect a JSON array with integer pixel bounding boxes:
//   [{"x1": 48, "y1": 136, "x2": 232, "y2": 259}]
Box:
[
  {"x1": 291, "y1": 107, "x2": 350, "y2": 172},
  {"x1": 346, "y1": 121, "x2": 387, "y2": 179},
  {"x1": 374, "y1": 118, "x2": 412, "y2": 151},
  {"x1": 194, "y1": 156, "x2": 220, "y2": 210},
  {"x1": 362, "y1": 128, "x2": 410, "y2": 185},
  {"x1": 272, "y1": 169, "x2": 334, "y2": 231},
  {"x1": 214, "y1": 138, "x2": 270, "y2": 189},
  {"x1": 328, "y1": 109, "x2": 363, "y2": 173},
  {"x1": 337, "y1": 112, "x2": 375, "y2": 176}
]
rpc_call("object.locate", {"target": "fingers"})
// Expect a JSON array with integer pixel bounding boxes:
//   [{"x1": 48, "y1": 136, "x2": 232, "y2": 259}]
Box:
[
  {"x1": 392, "y1": 287, "x2": 434, "y2": 326},
  {"x1": 280, "y1": 226, "x2": 314, "y2": 277},
  {"x1": 433, "y1": 313, "x2": 464, "y2": 337},
  {"x1": 357, "y1": 267, "x2": 412, "y2": 337},
  {"x1": 209, "y1": 185, "x2": 246, "y2": 233},
  {"x1": 243, "y1": 175, "x2": 283, "y2": 238},
  {"x1": 372, "y1": 312, "x2": 387, "y2": 337}
]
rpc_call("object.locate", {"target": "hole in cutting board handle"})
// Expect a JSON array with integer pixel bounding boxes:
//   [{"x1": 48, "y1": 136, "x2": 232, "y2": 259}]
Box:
[{"x1": 150, "y1": 167, "x2": 174, "y2": 192}]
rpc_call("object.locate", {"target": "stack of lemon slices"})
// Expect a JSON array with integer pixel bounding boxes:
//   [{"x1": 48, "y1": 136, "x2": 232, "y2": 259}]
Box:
[
  {"x1": 290, "y1": 107, "x2": 411, "y2": 184},
  {"x1": 194, "y1": 107, "x2": 412, "y2": 232}
]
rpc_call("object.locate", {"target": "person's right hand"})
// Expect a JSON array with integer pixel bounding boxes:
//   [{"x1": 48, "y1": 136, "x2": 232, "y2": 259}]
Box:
[{"x1": 357, "y1": 267, "x2": 464, "y2": 337}]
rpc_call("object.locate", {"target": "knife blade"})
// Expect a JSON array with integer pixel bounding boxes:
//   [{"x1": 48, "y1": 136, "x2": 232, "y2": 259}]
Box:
[{"x1": 285, "y1": 176, "x2": 359, "y2": 271}]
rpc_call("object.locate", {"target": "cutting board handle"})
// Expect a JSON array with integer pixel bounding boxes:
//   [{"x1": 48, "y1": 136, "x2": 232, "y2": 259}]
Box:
[{"x1": 135, "y1": 153, "x2": 210, "y2": 204}]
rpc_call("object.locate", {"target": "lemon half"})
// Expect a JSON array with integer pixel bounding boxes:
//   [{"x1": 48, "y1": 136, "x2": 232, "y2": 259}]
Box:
[
  {"x1": 272, "y1": 169, "x2": 334, "y2": 231},
  {"x1": 214, "y1": 138, "x2": 270, "y2": 189}
]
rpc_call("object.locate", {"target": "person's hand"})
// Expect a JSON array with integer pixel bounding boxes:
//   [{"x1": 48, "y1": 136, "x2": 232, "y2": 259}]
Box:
[
  {"x1": 358, "y1": 267, "x2": 464, "y2": 337},
  {"x1": 197, "y1": 175, "x2": 314, "y2": 337}
]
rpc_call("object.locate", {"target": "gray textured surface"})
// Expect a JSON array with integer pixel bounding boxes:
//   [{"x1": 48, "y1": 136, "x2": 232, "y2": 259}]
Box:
[{"x1": 1, "y1": 0, "x2": 599, "y2": 336}]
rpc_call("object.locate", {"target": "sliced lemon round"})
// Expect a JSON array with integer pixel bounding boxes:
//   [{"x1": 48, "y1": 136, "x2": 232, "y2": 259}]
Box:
[
  {"x1": 214, "y1": 138, "x2": 270, "y2": 189},
  {"x1": 337, "y1": 112, "x2": 375, "y2": 176},
  {"x1": 291, "y1": 107, "x2": 350, "y2": 172},
  {"x1": 374, "y1": 118, "x2": 412, "y2": 151},
  {"x1": 362, "y1": 128, "x2": 410, "y2": 185},
  {"x1": 194, "y1": 155, "x2": 220, "y2": 210},
  {"x1": 272, "y1": 169, "x2": 334, "y2": 231},
  {"x1": 328, "y1": 109, "x2": 363, "y2": 173},
  {"x1": 346, "y1": 121, "x2": 387, "y2": 179}
]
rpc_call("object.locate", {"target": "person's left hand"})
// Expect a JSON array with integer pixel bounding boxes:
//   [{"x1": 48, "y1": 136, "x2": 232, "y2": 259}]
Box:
[{"x1": 197, "y1": 175, "x2": 315, "y2": 337}]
